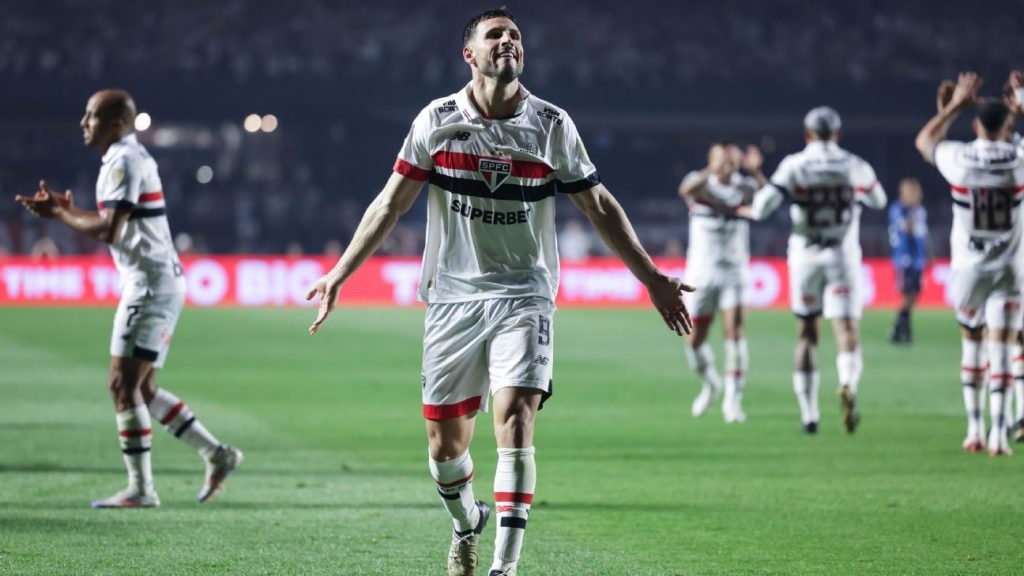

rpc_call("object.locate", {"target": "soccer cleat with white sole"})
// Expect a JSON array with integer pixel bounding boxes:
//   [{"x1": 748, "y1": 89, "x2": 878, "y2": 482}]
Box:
[
  {"x1": 962, "y1": 436, "x2": 986, "y2": 453},
  {"x1": 91, "y1": 487, "x2": 160, "y2": 509},
  {"x1": 691, "y1": 384, "x2": 721, "y2": 417},
  {"x1": 802, "y1": 421, "x2": 819, "y2": 435},
  {"x1": 448, "y1": 500, "x2": 490, "y2": 576},
  {"x1": 987, "y1": 430, "x2": 1013, "y2": 457},
  {"x1": 488, "y1": 567, "x2": 517, "y2": 576},
  {"x1": 198, "y1": 445, "x2": 244, "y2": 503}
]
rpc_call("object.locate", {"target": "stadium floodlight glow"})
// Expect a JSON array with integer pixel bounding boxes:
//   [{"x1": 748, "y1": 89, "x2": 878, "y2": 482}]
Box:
[
  {"x1": 134, "y1": 112, "x2": 152, "y2": 132},
  {"x1": 196, "y1": 165, "x2": 214, "y2": 184},
  {"x1": 260, "y1": 114, "x2": 279, "y2": 133},
  {"x1": 244, "y1": 114, "x2": 262, "y2": 133}
]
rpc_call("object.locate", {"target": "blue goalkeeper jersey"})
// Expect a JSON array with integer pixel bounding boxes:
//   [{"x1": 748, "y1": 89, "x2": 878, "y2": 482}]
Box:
[{"x1": 888, "y1": 201, "x2": 927, "y2": 270}]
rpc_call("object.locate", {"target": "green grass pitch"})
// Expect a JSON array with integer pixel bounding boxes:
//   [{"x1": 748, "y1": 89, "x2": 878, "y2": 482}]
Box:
[{"x1": 0, "y1": 307, "x2": 1021, "y2": 575}]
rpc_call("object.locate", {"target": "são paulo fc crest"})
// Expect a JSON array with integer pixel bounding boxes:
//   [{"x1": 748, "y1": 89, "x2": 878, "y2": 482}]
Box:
[{"x1": 478, "y1": 157, "x2": 512, "y2": 192}]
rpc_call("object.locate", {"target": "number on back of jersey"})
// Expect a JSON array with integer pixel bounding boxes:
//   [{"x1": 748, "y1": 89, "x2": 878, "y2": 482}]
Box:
[
  {"x1": 804, "y1": 185, "x2": 854, "y2": 228},
  {"x1": 970, "y1": 187, "x2": 1015, "y2": 232}
]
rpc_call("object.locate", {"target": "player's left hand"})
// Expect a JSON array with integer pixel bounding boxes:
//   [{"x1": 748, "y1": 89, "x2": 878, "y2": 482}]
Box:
[
  {"x1": 741, "y1": 145, "x2": 763, "y2": 174},
  {"x1": 936, "y1": 79, "x2": 954, "y2": 113},
  {"x1": 645, "y1": 275, "x2": 695, "y2": 336},
  {"x1": 1004, "y1": 70, "x2": 1023, "y2": 115},
  {"x1": 306, "y1": 272, "x2": 343, "y2": 335}
]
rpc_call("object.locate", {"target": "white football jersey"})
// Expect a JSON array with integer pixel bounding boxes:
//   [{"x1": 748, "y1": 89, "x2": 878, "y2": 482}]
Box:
[
  {"x1": 934, "y1": 139, "x2": 1024, "y2": 271},
  {"x1": 752, "y1": 141, "x2": 886, "y2": 252},
  {"x1": 96, "y1": 133, "x2": 185, "y2": 295},
  {"x1": 395, "y1": 84, "x2": 599, "y2": 303},
  {"x1": 684, "y1": 171, "x2": 753, "y2": 271}
]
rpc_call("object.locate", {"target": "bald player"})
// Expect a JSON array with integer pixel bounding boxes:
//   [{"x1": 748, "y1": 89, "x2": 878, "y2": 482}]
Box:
[
  {"x1": 739, "y1": 107, "x2": 887, "y2": 435},
  {"x1": 15, "y1": 90, "x2": 242, "y2": 507}
]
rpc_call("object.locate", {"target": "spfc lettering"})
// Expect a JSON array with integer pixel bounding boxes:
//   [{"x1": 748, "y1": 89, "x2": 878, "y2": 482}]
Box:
[{"x1": 478, "y1": 158, "x2": 512, "y2": 191}]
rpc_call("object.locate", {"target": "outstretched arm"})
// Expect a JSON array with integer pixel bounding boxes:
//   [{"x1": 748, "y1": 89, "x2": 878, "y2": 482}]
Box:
[
  {"x1": 15, "y1": 180, "x2": 129, "y2": 243},
  {"x1": 307, "y1": 172, "x2": 423, "y2": 334},
  {"x1": 570, "y1": 183, "x2": 695, "y2": 335},
  {"x1": 916, "y1": 72, "x2": 982, "y2": 164}
]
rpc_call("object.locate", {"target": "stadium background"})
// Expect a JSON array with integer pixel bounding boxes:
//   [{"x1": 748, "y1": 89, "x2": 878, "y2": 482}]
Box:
[{"x1": 3, "y1": 2, "x2": 1024, "y2": 575}]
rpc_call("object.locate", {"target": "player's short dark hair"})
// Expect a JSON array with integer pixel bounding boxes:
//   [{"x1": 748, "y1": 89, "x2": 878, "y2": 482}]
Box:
[
  {"x1": 97, "y1": 89, "x2": 137, "y2": 127},
  {"x1": 463, "y1": 7, "x2": 516, "y2": 46},
  {"x1": 976, "y1": 98, "x2": 1011, "y2": 134}
]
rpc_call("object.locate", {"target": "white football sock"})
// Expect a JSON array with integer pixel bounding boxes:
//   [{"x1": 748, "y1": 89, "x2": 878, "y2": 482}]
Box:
[
  {"x1": 987, "y1": 340, "x2": 1011, "y2": 444},
  {"x1": 793, "y1": 371, "x2": 820, "y2": 425},
  {"x1": 492, "y1": 446, "x2": 536, "y2": 573},
  {"x1": 116, "y1": 406, "x2": 154, "y2": 493},
  {"x1": 429, "y1": 450, "x2": 479, "y2": 533},
  {"x1": 1012, "y1": 341, "x2": 1024, "y2": 422},
  {"x1": 836, "y1": 348, "x2": 863, "y2": 395},
  {"x1": 148, "y1": 388, "x2": 221, "y2": 459},
  {"x1": 686, "y1": 344, "x2": 722, "y2": 392},
  {"x1": 724, "y1": 338, "x2": 748, "y2": 413},
  {"x1": 960, "y1": 339, "x2": 985, "y2": 439}
]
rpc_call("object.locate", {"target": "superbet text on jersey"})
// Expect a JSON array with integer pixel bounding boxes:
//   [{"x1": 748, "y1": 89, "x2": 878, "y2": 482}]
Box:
[{"x1": 393, "y1": 84, "x2": 600, "y2": 304}]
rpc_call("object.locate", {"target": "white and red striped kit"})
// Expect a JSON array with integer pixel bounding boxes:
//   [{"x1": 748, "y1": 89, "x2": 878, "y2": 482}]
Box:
[
  {"x1": 934, "y1": 139, "x2": 1024, "y2": 329},
  {"x1": 394, "y1": 84, "x2": 598, "y2": 418}
]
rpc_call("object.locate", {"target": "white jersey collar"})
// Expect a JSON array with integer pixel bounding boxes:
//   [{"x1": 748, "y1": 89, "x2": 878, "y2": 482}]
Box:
[
  {"x1": 456, "y1": 82, "x2": 531, "y2": 123},
  {"x1": 804, "y1": 140, "x2": 838, "y2": 153},
  {"x1": 102, "y1": 133, "x2": 138, "y2": 164}
]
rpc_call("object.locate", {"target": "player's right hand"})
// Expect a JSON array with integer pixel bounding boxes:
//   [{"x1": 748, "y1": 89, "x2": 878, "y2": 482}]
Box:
[
  {"x1": 645, "y1": 275, "x2": 696, "y2": 336},
  {"x1": 947, "y1": 72, "x2": 982, "y2": 111},
  {"x1": 306, "y1": 273, "x2": 342, "y2": 335},
  {"x1": 936, "y1": 79, "x2": 954, "y2": 113}
]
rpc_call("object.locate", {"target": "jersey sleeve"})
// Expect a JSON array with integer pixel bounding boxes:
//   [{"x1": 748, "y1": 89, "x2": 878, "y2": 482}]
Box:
[
  {"x1": 98, "y1": 154, "x2": 142, "y2": 212},
  {"x1": 393, "y1": 106, "x2": 434, "y2": 181},
  {"x1": 852, "y1": 159, "x2": 886, "y2": 209},
  {"x1": 553, "y1": 114, "x2": 600, "y2": 194},
  {"x1": 933, "y1": 141, "x2": 963, "y2": 183}
]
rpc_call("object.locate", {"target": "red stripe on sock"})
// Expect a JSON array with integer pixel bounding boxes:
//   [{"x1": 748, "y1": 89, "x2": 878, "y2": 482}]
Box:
[
  {"x1": 990, "y1": 373, "x2": 1013, "y2": 381},
  {"x1": 119, "y1": 428, "x2": 152, "y2": 437},
  {"x1": 160, "y1": 401, "x2": 185, "y2": 425},
  {"x1": 435, "y1": 471, "x2": 474, "y2": 488},
  {"x1": 494, "y1": 491, "x2": 534, "y2": 504},
  {"x1": 727, "y1": 370, "x2": 745, "y2": 377},
  {"x1": 961, "y1": 366, "x2": 986, "y2": 373}
]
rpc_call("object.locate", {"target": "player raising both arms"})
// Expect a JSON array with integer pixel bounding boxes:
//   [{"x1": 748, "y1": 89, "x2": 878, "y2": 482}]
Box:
[
  {"x1": 917, "y1": 72, "x2": 1024, "y2": 455},
  {"x1": 678, "y1": 142, "x2": 765, "y2": 422},
  {"x1": 305, "y1": 8, "x2": 693, "y2": 576},
  {"x1": 738, "y1": 107, "x2": 886, "y2": 434},
  {"x1": 14, "y1": 90, "x2": 242, "y2": 507}
]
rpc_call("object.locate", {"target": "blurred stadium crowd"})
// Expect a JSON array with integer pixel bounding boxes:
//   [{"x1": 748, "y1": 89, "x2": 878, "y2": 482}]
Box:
[{"x1": 2, "y1": 0, "x2": 1022, "y2": 258}]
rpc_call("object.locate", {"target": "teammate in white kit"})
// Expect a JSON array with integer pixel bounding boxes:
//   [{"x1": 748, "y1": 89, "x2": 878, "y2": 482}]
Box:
[
  {"x1": 739, "y1": 107, "x2": 886, "y2": 435},
  {"x1": 306, "y1": 9, "x2": 693, "y2": 576},
  {"x1": 678, "y1": 142, "x2": 765, "y2": 422},
  {"x1": 915, "y1": 72, "x2": 1024, "y2": 456},
  {"x1": 15, "y1": 90, "x2": 242, "y2": 507}
]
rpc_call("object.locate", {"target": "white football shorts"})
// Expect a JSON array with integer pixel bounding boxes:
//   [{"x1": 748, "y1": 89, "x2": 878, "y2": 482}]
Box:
[
  {"x1": 110, "y1": 290, "x2": 186, "y2": 368},
  {"x1": 788, "y1": 241, "x2": 861, "y2": 319},
  {"x1": 949, "y1": 265, "x2": 1023, "y2": 330},
  {"x1": 684, "y1": 265, "x2": 746, "y2": 322},
  {"x1": 421, "y1": 297, "x2": 554, "y2": 420}
]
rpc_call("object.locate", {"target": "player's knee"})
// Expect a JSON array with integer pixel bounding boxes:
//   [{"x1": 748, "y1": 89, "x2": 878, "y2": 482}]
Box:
[{"x1": 495, "y1": 407, "x2": 536, "y2": 448}]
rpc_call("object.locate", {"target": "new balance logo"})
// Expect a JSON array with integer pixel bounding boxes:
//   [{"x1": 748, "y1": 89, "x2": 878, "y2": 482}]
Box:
[
  {"x1": 449, "y1": 131, "x2": 471, "y2": 142},
  {"x1": 529, "y1": 355, "x2": 550, "y2": 367}
]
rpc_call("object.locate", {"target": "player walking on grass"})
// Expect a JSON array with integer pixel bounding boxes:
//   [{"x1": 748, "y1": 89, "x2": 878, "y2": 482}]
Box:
[
  {"x1": 306, "y1": 8, "x2": 693, "y2": 575},
  {"x1": 916, "y1": 72, "x2": 1024, "y2": 456},
  {"x1": 678, "y1": 142, "x2": 765, "y2": 422},
  {"x1": 738, "y1": 107, "x2": 886, "y2": 435},
  {"x1": 14, "y1": 90, "x2": 242, "y2": 507}
]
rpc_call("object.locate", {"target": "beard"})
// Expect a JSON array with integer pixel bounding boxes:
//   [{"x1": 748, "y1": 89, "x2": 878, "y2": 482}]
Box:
[{"x1": 481, "y1": 57, "x2": 522, "y2": 83}]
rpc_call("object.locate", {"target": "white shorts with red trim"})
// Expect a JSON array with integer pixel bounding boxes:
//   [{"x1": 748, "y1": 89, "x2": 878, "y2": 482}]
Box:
[
  {"x1": 949, "y1": 265, "x2": 1023, "y2": 330},
  {"x1": 788, "y1": 241, "x2": 861, "y2": 319},
  {"x1": 110, "y1": 289, "x2": 185, "y2": 368},
  {"x1": 684, "y1": 265, "x2": 746, "y2": 321},
  {"x1": 421, "y1": 297, "x2": 554, "y2": 420}
]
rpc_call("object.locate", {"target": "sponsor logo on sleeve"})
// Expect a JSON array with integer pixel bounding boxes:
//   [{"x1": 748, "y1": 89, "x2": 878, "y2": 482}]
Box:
[
  {"x1": 537, "y1": 107, "x2": 563, "y2": 126},
  {"x1": 436, "y1": 99, "x2": 458, "y2": 114}
]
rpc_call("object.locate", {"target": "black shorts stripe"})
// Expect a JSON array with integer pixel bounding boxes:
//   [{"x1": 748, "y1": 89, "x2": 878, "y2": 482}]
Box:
[
  {"x1": 129, "y1": 207, "x2": 167, "y2": 220},
  {"x1": 174, "y1": 416, "x2": 196, "y2": 438},
  {"x1": 122, "y1": 447, "x2": 151, "y2": 455},
  {"x1": 429, "y1": 171, "x2": 556, "y2": 203},
  {"x1": 500, "y1": 517, "x2": 528, "y2": 530},
  {"x1": 437, "y1": 487, "x2": 461, "y2": 501},
  {"x1": 132, "y1": 346, "x2": 159, "y2": 362},
  {"x1": 557, "y1": 172, "x2": 601, "y2": 194},
  {"x1": 539, "y1": 379, "x2": 553, "y2": 411}
]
